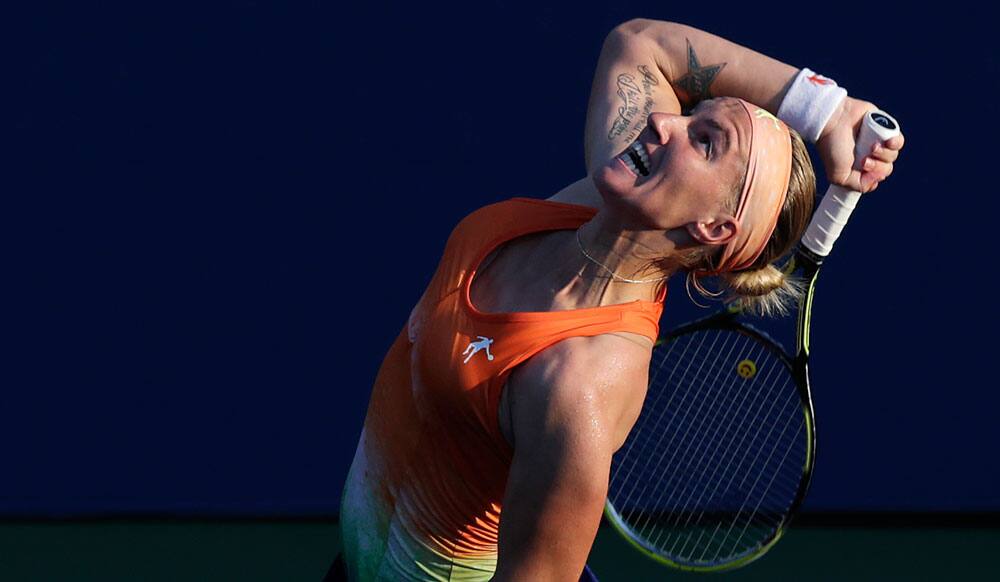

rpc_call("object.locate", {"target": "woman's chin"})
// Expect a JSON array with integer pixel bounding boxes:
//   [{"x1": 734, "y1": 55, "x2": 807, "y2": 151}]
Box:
[
  {"x1": 594, "y1": 158, "x2": 641, "y2": 201},
  {"x1": 593, "y1": 161, "x2": 670, "y2": 230}
]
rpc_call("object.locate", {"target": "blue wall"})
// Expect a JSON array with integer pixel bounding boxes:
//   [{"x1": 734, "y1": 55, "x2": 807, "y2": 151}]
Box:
[{"x1": 7, "y1": 1, "x2": 997, "y2": 517}]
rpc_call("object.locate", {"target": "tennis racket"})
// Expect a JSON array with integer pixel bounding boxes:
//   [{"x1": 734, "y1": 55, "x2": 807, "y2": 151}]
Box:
[{"x1": 604, "y1": 109, "x2": 901, "y2": 571}]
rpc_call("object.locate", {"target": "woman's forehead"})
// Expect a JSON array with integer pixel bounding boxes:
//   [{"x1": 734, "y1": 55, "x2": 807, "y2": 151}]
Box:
[{"x1": 698, "y1": 97, "x2": 747, "y2": 122}]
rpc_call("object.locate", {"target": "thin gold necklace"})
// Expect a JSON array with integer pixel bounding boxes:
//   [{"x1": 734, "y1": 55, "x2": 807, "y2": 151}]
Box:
[{"x1": 575, "y1": 225, "x2": 669, "y2": 284}]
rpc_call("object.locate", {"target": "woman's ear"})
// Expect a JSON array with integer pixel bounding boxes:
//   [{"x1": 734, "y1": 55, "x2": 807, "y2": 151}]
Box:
[{"x1": 685, "y1": 215, "x2": 739, "y2": 247}]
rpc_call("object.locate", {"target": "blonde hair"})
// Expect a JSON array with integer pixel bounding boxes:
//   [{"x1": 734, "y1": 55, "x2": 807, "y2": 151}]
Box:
[{"x1": 655, "y1": 128, "x2": 816, "y2": 317}]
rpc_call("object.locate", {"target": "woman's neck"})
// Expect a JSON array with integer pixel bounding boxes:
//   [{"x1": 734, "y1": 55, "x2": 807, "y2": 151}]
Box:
[{"x1": 536, "y1": 212, "x2": 678, "y2": 308}]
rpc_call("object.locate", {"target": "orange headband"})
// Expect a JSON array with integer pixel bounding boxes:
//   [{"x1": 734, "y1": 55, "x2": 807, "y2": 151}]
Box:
[{"x1": 708, "y1": 98, "x2": 793, "y2": 274}]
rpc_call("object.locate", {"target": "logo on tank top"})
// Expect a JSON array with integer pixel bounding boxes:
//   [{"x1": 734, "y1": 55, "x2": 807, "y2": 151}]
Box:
[{"x1": 462, "y1": 336, "x2": 495, "y2": 364}]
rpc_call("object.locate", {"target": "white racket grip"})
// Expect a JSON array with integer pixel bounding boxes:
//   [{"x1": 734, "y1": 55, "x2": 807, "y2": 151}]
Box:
[{"x1": 801, "y1": 110, "x2": 900, "y2": 257}]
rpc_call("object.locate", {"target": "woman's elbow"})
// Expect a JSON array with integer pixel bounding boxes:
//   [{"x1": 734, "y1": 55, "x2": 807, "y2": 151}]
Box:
[{"x1": 612, "y1": 18, "x2": 677, "y2": 38}]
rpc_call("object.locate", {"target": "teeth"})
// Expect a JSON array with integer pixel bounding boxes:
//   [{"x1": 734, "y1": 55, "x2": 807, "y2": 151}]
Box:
[
  {"x1": 631, "y1": 142, "x2": 650, "y2": 174},
  {"x1": 617, "y1": 140, "x2": 651, "y2": 176},
  {"x1": 619, "y1": 152, "x2": 639, "y2": 175}
]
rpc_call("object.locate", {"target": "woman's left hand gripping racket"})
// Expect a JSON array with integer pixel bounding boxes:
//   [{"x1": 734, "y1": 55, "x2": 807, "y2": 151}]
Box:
[{"x1": 604, "y1": 109, "x2": 901, "y2": 571}]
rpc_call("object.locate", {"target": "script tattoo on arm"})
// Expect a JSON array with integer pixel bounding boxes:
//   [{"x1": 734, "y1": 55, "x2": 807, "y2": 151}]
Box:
[
  {"x1": 608, "y1": 64, "x2": 660, "y2": 145},
  {"x1": 672, "y1": 38, "x2": 726, "y2": 109}
]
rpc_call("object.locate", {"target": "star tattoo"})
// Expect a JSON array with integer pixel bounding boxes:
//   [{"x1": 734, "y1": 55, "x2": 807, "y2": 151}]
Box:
[{"x1": 673, "y1": 39, "x2": 727, "y2": 104}]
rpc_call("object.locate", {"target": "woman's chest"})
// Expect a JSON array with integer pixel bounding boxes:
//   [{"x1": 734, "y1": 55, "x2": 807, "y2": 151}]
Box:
[{"x1": 468, "y1": 233, "x2": 559, "y2": 315}]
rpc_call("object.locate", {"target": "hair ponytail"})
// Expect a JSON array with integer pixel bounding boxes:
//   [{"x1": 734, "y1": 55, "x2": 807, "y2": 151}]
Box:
[{"x1": 719, "y1": 263, "x2": 804, "y2": 317}]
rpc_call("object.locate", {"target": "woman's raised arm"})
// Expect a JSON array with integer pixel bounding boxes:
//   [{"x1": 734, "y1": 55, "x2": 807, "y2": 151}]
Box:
[
  {"x1": 626, "y1": 19, "x2": 799, "y2": 113},
  {"x1": 584, "y1": 19, "x2": 904, "y2": 195},
  {"x1": 584, "y1": 19, "x2": 797, "y2": 174}
]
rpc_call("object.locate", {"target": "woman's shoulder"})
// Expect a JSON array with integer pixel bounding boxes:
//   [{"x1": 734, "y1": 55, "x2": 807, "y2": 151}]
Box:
[
  {"x1": 506, "y1": 332, "x2": 652, "y2": 450},
  {"x1": 529, "y1": 331, "x2": 652, "y2": 370}
]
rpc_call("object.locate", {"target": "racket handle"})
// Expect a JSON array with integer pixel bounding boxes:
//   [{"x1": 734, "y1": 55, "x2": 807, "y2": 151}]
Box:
[{"x1": 801, "y1": 110, "x2": 901, "y2": 257}]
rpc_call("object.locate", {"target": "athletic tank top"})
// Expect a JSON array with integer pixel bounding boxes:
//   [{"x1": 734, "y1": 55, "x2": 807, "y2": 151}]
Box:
[{"x1": 340, "y1": 197, "x2": 666, "y2": 581}]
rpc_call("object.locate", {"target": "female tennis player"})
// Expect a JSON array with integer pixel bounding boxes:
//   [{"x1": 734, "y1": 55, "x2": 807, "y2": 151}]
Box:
[{"x1": 329, "y1": 18, "x2": 903, "y2": 582}]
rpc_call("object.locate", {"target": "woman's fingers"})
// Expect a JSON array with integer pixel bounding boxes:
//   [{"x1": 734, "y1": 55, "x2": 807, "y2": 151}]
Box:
[
  {"x1": 862, "y1": 157, "x2": 894, "y2": 178},
  {"x1": 869, "y1": 144, "x2": 897, "y2": 163},
  {"x1": 859, "y1": 170, "x2": 882, "y2": 193},
  {"x1": 885, "y1": 132, "x2": 905, "y2": 151},
  {"x1": 830, "y1": 167, "x2": 878, "y2": 194},
  {"x1": 859, "y1": 159, "x2": 892, "y2": 193},
  {"x1": 858, "y1": 131, "x2": 902, "y2": 192},
  {"x1": 869, "y1": 133, "x2": 905, "y2": 163}
]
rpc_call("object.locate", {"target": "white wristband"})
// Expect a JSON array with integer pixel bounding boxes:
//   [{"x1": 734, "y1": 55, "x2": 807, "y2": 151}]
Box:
[{"x1": 776, "y1": 67, "x2": 848, "y2": 143}]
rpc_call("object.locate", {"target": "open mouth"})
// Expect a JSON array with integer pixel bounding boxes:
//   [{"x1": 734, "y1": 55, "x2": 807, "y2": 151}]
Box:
[{"x1": 617, "y1": 140, "x2": 650, "y2": 177}]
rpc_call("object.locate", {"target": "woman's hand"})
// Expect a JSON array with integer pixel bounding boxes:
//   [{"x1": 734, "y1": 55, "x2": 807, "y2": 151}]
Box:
[{"x1": 816, "y1": 96, "x2": 905, "y2": 193}]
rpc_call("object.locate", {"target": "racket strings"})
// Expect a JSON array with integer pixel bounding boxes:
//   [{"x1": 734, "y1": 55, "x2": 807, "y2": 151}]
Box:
[
  {"x1": 671, "y1": 377, "x2": 802, "y2": 556},
  {"x1": 656, "y1": 341, "x2": 788, "y2": 555},
  {"x1": 607, "y1": 327, "x2": 809, "y2": 566},
  {"x1": 695, "y1": 383, "x2": 803, "y2": 561},
  {"x1": 609, "y1": 325, "x2": 709, "y2": 488},
  {"x1": 615, "y1": 329, "x2": 747, "y2": 545},
  {"x1": 648, "y1": 337, "x2": 790, "y2": 555},
  {"x1": 714, "y1": 412, "x2": 805, "y2": 562},
  {"x1": 632, "y1": 331, "x2": 751, "y2": 536},
  {"x1": 615, "y1": 326, "x2": 732, "y2": 528}
]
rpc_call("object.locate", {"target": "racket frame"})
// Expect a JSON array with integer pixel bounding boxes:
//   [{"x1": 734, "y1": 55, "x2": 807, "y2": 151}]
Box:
[{"x1": 603, "y1": 247, "x2": 823, "y2": 572}]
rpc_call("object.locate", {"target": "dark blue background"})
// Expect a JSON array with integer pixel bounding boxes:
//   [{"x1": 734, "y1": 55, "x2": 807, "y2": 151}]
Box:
[{"x1": 7, "y1": 1, "x2": 996, "y2": 517}]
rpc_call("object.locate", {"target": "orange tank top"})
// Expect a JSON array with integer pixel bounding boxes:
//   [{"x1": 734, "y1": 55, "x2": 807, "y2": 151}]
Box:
[{"x1": 339, "y1": 197, "x2": 666, "y2": 581}]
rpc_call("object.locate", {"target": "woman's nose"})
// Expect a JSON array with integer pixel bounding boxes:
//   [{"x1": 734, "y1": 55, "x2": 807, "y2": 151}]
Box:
[{"x1": 647, "y1": 112, "x2": 679, "y2": 145}]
